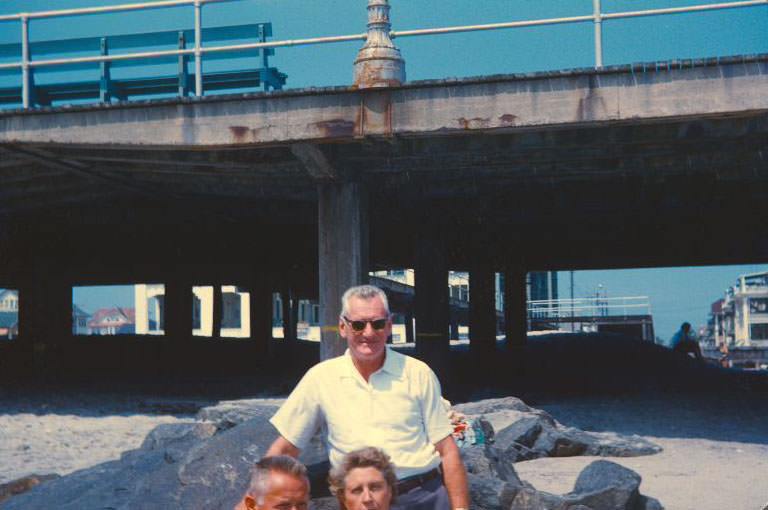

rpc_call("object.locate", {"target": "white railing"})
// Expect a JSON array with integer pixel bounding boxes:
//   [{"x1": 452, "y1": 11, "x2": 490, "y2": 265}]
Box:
[
  {"x1": 1, "y1": 0, "x2": 766, "y2": 108},
  {"x1": 528, "y1": 295, "x2": 652, "y2": 319}
]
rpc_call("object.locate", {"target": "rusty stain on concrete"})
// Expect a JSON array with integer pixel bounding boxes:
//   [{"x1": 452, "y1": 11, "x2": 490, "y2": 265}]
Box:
[
  {"x1": 229, "y1": 126, "x2": 250, "y2": 143},
  {"x1": 311, "y1": 119, "x2": 355, "y2": 138},
  {"x1": 456, "y1": 117, "x2": 491, "y2": 129},
  {"x1": 499, "y1": 114, "x2": 518, "y2": 125}
]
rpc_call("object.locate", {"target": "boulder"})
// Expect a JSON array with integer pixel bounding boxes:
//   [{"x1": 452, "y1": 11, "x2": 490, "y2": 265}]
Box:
[
  {"x1": 458, "y1": 444, "x2": 520, "y2": 483},
  {"x1": 196, "y1": 398, "x2": 283, "y2": 430},
  {"x1": 458, "y1": 397, "x2": 661, "y2": 461},
  {"x1": 467, "y1": 473, "x2": 527, "y2": 510},
  {"x1": 560, "y1": 460, "x2": 664, "y2": 510}
]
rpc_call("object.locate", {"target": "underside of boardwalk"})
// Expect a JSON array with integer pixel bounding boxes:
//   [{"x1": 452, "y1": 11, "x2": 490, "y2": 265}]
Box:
[{"x1": 2, "y1": 55, "x2": 768, "y2": 383}]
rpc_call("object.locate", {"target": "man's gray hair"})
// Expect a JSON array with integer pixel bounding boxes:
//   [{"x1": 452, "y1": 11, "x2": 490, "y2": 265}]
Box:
[
  {"x1": 246, "y1": 455, "x2": 309, "y2": 504},
  {"x1": 341, "y1": 285, "x2": 390, "y2": 317}
]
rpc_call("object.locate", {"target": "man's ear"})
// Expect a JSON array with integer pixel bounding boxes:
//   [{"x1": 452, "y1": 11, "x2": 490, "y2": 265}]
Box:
[{"x1": 244, "y1": 495, "x2": 257, "y2": 510}]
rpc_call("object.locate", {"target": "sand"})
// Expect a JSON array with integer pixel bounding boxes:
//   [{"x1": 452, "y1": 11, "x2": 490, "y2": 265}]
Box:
[
  {"x1": 517, "y1": 394, "x2": 768, "y2": 510},
  {"x1": 1, "y1": 390, "x2": 767, "y2": 510}
]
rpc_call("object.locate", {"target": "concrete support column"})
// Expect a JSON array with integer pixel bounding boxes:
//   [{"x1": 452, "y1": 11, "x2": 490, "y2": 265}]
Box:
[
  {"x1": 504, "y1": 265, "x2": 527, "y2": 349},
  {"x1": 212, "y1": 284, "x2": 222, "y2": 338},
  {"x1": 414, "y1": 235, "x2": 449, "y2": 362},
  {"x1": 164, "y1": 276, "x2": 192, "y2": 342},
  {"x1": 405, "y1": 311, "x2": 414, "y2": 344},
  {"x1": 281, "y1": 288, "x2": 298, "y2": 343},
  {"x1": 249, "y1": 282, "x2": 272, "y2": 358},
  {"x1": 450, "y1": 319, "x2": 460, "y2": 341},
  {"x1": 20, "y1": 255, "x2": 70, "y2": 380},
  {"x1": 318, "y1": 182, "x2": 369, "y2": 360},
  {"x1": 469, "y1": 265, "x2": 496, "y2": 358}
]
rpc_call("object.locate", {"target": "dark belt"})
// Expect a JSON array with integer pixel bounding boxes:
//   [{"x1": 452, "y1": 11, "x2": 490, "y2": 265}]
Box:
[{"x1": 396, "y1": 467, "x2": 441, "y2": 494}]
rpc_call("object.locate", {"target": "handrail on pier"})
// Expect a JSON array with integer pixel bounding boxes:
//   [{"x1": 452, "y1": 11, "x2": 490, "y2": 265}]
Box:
[{"x1": 1, "y1": 0, "x2": 766, "y2": 108}]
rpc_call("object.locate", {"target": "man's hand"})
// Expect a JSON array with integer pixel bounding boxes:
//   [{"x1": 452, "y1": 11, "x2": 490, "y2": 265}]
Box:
[
  {"x1": 265, "y1": 435, "x2": 300, "y2": 458},
  {"x1": 435, "y1": 435, "x2": 469, "y2": 510}
]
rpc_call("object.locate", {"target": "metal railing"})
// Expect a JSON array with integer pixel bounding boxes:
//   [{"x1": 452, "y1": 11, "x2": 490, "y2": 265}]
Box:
[
  {"x1": 1, "y1": 0, "x2": 766, "y2": 109},
  {"x1": 528, "y1": 295, "x2": 652, "y2": 320}
]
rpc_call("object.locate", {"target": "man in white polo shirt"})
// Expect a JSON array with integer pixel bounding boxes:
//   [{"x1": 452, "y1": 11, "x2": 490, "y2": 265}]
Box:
[{"x1": 265, "y1": 284, "x2": 468, "y2": 510}]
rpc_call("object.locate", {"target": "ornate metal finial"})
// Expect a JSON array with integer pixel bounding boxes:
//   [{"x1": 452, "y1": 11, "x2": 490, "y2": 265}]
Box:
[{"x1": 354, "y1": 0, "x2": 405, "y2": 88}]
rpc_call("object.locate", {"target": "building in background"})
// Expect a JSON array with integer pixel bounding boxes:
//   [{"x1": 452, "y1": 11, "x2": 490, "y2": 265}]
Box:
[
  {"x1": 717, "y1": 270, "x2": 768, "y2": 346},
  {"x1": 0, "y1": 289, "x2": 19, "y2": 339},
  {"x1": 72, "y1": 304, "x2": 89, "y2": 335},
  {"x1": 134, "y1": 283, "x2": 251, "y2": 337},
  {"x1": 0, "y1": 289, "x2": 18, "y2": 312},
  {"x1": 87, "y1": 307, "x2": 135, "y2": 335}
]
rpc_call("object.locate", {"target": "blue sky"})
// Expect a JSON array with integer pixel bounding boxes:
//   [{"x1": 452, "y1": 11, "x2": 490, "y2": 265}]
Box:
[
  {"x1": 72, "y1": 285, "x2": 135, "y2": 314},
  {"x1": 564, "y1": 265, "x2": 768, "y2": 342},
  {"x1": 3, "y1": 1, "x2": 768, "y2": 341}
]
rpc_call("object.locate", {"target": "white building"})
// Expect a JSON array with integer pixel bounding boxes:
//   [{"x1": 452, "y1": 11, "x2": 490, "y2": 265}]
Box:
[
  {"x1": 0, "y1": 289, "x2": 18, "y2": 312},
  {"x1": 718, "y1": 271, "x2": 768, "y2": 346},
  {"x1": 134, "y1": 283, "x2": 250, "y2": 337}
]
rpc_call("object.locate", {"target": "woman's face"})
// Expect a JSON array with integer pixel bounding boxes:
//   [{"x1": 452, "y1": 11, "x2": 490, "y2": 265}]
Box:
[{"x1": 342, "y1": 466, "x2": 392, "y2": 510}]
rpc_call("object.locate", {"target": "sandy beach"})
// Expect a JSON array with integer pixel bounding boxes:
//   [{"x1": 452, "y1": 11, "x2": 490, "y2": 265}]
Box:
[
  {"x1": 518, "y1": 393, "x2": 768, "y2": 510},
  {"x1": 1, "y1": 389, "x2": 767, "y2": 509}
]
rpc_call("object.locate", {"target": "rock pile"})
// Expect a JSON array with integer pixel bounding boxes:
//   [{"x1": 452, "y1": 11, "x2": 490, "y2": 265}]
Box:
[{"x1": 1, "y1": 396, "x2": 663, "y2": 510}]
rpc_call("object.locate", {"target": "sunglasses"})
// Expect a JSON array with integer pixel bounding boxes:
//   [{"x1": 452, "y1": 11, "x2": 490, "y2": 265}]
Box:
[{"x1": 342, "y1": 316, "x2": 388, "y2": 332}]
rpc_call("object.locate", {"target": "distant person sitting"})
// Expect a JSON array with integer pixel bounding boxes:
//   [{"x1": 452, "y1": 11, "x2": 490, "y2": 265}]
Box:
[
  {"x1": 235, "y1": 455, "x2": 309, "y2": 510},
  {"x1": 670, "y1": 322, "x2": 703, "y2": 361}
]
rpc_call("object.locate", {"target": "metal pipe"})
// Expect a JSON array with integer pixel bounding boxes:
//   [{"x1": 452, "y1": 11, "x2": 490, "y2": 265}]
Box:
[
  {"x1": 21, "y1": 14, "x2": 29, "y2": 108},
  {"x1": 593, "y1": 0, "x2": 602, "y2": 68},
  {"x1": 2, "y1": 48, "x2": 197, "y2": 69},
  {"x1": 390, "y1": 15, "x2": 594, "y2": 38},
  {"x1": 601, "y1": 0, "x2": 768, "y2": 20},
  {"x1": 0, "y1": 0, "x2": 228, "y2": 21},
  {"x1": 194, "y1": 0, "x2": 202, "y2": 96}
]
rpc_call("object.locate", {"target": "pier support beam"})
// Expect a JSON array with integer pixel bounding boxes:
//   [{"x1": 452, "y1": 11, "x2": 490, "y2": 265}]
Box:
[
  {"x1": 20, "y1": 254, "x2": 70, "y2": 380},
  {"x1": 504, "y1": 265, "x2": 527, "y2": 350},
  {"x1": 212, "y1": 284, "x2": 222, "y2": 338},
  {"x1": 249, "y1": 281, "x2": 273, "y2": 358},
  {"x1": 318, "y1": 182, "x2": 369, "y2": 360},
  {"x1": 164, "y1": 275, "x2": 192, "y2": 342},
  {"x1": 405, "y1": 311, "x2": 414, "y2": 344},
  {"x1": 281, "y1": 288, "x2": 298, "y2": 343},
  {"x1": 469, "y1": 265, "x2": 496, "y2": 359},
  {"x1": 414, "y1": 235, "x2": 449, "y2": 371}
]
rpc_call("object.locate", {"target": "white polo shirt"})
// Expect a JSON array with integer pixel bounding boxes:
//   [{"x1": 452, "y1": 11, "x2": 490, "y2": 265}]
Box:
[{"x1": 270, "y1": 347, "x2": 452, "y2": 479}]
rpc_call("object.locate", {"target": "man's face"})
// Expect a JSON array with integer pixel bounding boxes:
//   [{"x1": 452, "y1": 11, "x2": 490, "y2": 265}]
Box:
[
  {"x1": 339, "y1": 295, "x2": 391, "y2": 365},
  {"x1": 243, "y1": 471, "x2": 309, "y2": 510}
]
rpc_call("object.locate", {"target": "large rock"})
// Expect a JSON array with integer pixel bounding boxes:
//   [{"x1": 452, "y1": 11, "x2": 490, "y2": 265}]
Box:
[
  {"x1": 458, "y1": 444, "x2": 521, "y2": 484},
  {"x1": 561, "y1": 460, "x2": 664, "y2": 510},
  {"x1": 196, "y1": 398, "x2": 283, "y2": 430},
  {"x1": 1, "y1": 396, "x2": 663, "y2": 510},
  {"x1": 457, "y1": 397, "x2": 661, "y2": 462},
  {"x1": 467, "y1": 473, "x2": 527, "y2": 510},
  {"x1": 1, "y1": 413, "x2": 276, "y2": 510}
]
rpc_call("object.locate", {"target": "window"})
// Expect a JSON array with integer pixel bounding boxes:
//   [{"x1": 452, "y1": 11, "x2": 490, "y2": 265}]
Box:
[
  {"x1": 0, "y1": 288, "x2": 19, "y2": 340},
  {"x1": 749, "y1": 298, "x2": 768, "y2": 314},
  {"x1": 221, "y1": 285, "x2": 249, "y2": 338},
  {"x1": 750, "y1": 323, "x2": 768, "y2": 341},
  {"x1": 222, "y1": 291, "x2": 242, "y2": 329}
]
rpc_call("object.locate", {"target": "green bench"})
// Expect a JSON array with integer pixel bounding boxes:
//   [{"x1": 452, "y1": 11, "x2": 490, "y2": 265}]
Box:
[{"x1": 0, "y1": 22, "x2": 286, "y2": 108}]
